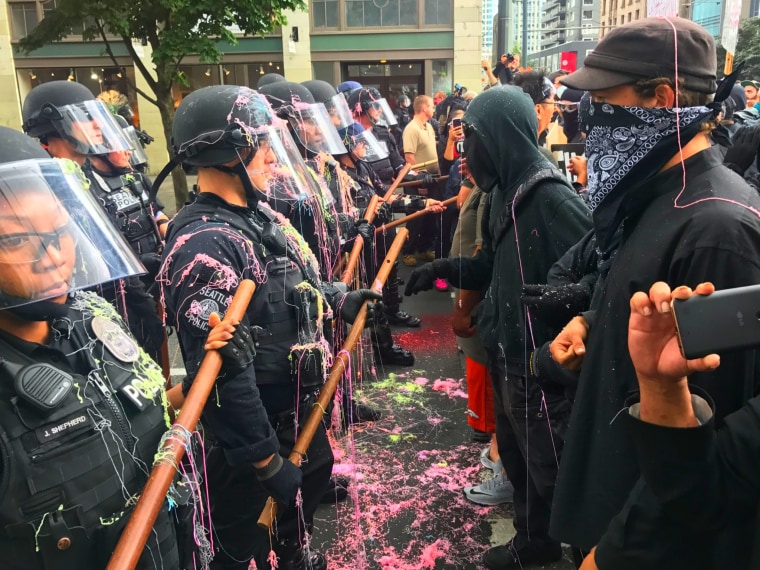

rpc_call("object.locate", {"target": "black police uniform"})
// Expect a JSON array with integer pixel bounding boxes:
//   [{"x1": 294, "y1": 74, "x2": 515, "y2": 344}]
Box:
[
  {"x1": 82, "y1": 162, "x2": 165, "y2": 359},
  {"x1": 0, "y1": 292, "x2": 178, "y2": 570},
  {"x1": 161, "y1": 192, "x2": 334, "y2": 570},
  {"x1": 368, "y1": 123, "x2": 406, "y2": 186}
]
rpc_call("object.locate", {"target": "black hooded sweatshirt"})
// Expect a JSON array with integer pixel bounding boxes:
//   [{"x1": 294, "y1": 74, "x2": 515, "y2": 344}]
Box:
[{"x1": 449, "y1": 86, "x2": 591, "y2": 368}]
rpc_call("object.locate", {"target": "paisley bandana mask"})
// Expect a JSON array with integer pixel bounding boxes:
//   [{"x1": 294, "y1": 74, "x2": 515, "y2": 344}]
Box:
[{"x1": 584, "y1": 103, "x2": 714, "y2": 211}]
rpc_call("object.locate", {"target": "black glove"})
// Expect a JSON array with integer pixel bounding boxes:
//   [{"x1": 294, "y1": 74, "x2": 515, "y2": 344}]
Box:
[
  {"x1": 417, "y1": 173, "x2": 437, "y2": 188},
  {"x1": 520, "y1": 283, "x2": 591, "y2": 329},
  {"x1": 339, "y1": 289, "x2": 383, "y2": 324},
  {"x1": 404, "y1": 259, "x2": 454, "y2": 296},
  {"x1": 375, "y1": 202, "x2": 392, "y2": 225},
  {"x1": 254, "y1": 454, "x2": 303, "y2": 505},
  {"x1": 216, "y1": 322, "x2": 258, "y2": 375},
  {"x1": 724, "y1": 124, "x2": 760, "y2": 175},
  {"x1": 355, "y1": 219, "x2": 374, "y2": 242}
]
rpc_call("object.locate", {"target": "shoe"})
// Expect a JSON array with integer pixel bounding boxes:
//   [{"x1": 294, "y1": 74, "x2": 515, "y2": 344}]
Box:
[
  {"x1": 419, "y1": 250, "x2": 436, "y2": 261},
  {"x1": 386, "y1": 310, "x2": 422, "y2": 327},
  {"x1": 463, "y1": 472, "x2": 514, "y2": 505},
  {"x1": 434, "y1": 278, "x2": 449, "y2": 292},
  {"x1": 320, "y1": 475, "x2": 349, "y2": 504},
  {"x1": 471, "y1": 429, "x2": 491, "y2": 443},
  {"x1": 279, "y1": 547, "x2": 328, "y2": 570},
  {"x1": 375, "y1": 344, "x2": 415, "y2": 366},
  {"x1": 349, "y1": 401, "x2": 383, "y2": 423},
  {"x1": 483, "y1": 537, "x2": 562, "y2": 569},
  {"x1": 403, "y1": 254, "x2": 417, "y2": 267},
  {"x1": 479, "y1": 446, "x2": 500, "y2": 472}
]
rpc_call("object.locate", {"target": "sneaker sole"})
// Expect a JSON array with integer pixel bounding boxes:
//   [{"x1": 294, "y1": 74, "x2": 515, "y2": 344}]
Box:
[{"x1": 462, "y1": 486, "x2": 514, "y2": 506}]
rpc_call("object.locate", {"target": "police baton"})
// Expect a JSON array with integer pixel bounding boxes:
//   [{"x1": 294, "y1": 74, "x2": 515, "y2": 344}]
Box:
[
  {"x1": 397, "y1": 175, "x2": 449, "y2": 189},
  {"x1": 106, "y1": 280, "x2": 256, "y2": 570},
  {"x1": 410, "y1": 159, "x2": 438, "y2": 171},
  {"x1": 375, "y1": 196, "x2": 457, "y2": 235},
  {"x1": 257, "y1": 228, "x2": 409, "y2": 531},
  {"x1": 339, "y1": 163, "x2": 411, "y2": 285}
]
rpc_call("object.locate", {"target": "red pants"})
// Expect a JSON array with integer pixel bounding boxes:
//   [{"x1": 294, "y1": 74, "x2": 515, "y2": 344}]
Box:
[{"x1": 466, "y1": 357, "x2": 495, "y2": 433}]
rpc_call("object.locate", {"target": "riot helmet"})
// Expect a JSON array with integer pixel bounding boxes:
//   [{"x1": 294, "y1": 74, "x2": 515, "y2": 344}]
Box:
[
  {"x1": 337, "y1": 80, "x2": 362, "y2": 97},
  {"x1": 302, "y1": 80, "x2": 353, "y2": 130},
  {"x1": 257, "y1": 72, "x2": 287, "y2": 90},
  {"x1": 347, "y1": 88, "x2": 397, "y2": 126},
  {"x1": 339, "y1": 122, "x2": 389, "y2": 162},
  {"x1": 259, "y1": 81, "x2": 347, "y2": 156},
  {"x1": 22, "y1": 81, "x2": 132, "y2": 155},
  {"x1": 114, "y1": 114, "x2": 149, "y2": 169},
  {"x1": 0, "y1": 127, "x2": 145, "y2": 320}
]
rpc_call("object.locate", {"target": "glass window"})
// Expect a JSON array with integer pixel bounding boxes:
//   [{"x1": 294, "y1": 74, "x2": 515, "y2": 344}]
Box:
[
  {"x1": 582, "y1": 10, "x2": 592, "y2": 19},
  {"x1": 346, "y1": 0, "x2": 417, "y2": 27},
  {"x1": 425, "y1": 0, "x2": 451, "y2": 25},
  {"x1": 9, "y1": 2, "x2": 39, "y2": 40},
  {"x1": 312, "y1": 0, "x2": 339, "y2": 28},
  {"x1": 635, "y1": 9, "x2": 640, "y2": 18}
]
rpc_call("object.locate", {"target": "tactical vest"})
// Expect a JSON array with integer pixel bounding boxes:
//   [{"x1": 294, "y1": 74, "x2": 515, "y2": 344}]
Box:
[
  {"x1": 166, "y1": 199, "x2": 321, "y2": 386},
  {"x1": 0, "y1": 294, "x2": 177, "y2": 570},
  {"x1": 369, "y1": 125, "x2": 396, "y2": 184},
  {"x1": 86, "y1": 166, "x2": 162, "y2": 257}
]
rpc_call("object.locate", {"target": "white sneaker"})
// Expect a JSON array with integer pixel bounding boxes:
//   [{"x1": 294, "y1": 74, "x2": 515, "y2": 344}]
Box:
[
  {"x1": 480, "y1": 446, "x2": 500, "y2": 472},
  {"x1": 463, "y1": 472, "x2": 514, "y2": 506}
]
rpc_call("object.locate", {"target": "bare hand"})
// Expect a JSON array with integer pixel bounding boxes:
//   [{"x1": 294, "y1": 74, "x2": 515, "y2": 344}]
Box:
[
  {"x1": 549, "y1": 315, "x2": 588, "y2": 371},
  {"x1": 425, "y1": 199, "x2": 444, "y2": 213},
  {"x1": 568, "y1": 156, "x2": 588, "y2": 186},
  {"x1": 459, "y1": 158, "x2": 470, "y2": 180},
  {"x1": 205, "y1": 312, "x2": 238, "y2": 351},
  {"x1": 448, "y1": 125, "x2": 464, "y2": 141},
  {"x1": 628, "y1": 282, "x2": 720, "y2": 385},
  {"x1": 452, "y1": 309, "x2": 476, "y2": 338}
]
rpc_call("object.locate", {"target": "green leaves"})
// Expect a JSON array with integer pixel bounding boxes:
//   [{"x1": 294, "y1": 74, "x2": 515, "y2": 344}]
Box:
[{"x1": 735, "y1": 18, "x2": 760, "y2": 80}]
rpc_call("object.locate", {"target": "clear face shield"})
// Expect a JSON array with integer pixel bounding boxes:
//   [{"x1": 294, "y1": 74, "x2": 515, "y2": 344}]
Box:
[
  {"x1": 123, "y1": 125, "x2": 149, "y2": 167},
  {"x1": 46, "y1": 100, "x2": 133, "y2": 155},
  {"x1": 246, "y1": 124, "x2": 327, "y2": 212},
  {"x1": 375, "y1": 98, "x2": 398, "y2": 127},
  {"x1": 0, "y1": 158, "x2": 145, "y2": 309},
  {"x1": 325, "y1": 94, "x2": 354, "y2": 130},
  {"x1": 348, "y1": 129, "x2": 389, "y2": 162},
  {"x1": 288, "y1": 102, "x2": 348, "y2": 155}
]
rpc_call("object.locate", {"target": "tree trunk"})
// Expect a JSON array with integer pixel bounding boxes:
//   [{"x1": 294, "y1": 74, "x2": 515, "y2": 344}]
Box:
[{"x1": 156, "y1": 86, "x2": 188, "y2": 211}]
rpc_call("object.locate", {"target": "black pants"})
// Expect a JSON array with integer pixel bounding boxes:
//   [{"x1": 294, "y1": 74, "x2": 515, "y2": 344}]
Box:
[
  {"x1": 489, "y1": 354, "x2": 571, "y2": 546},
  {"x1": 206, "y1": 404, "x2": 333, "y2": 569}
]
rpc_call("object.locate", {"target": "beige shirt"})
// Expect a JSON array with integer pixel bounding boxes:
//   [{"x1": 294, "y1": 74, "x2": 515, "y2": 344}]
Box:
[{"x1": 402, "y1": 117, "x2": 440, "y2": 174}]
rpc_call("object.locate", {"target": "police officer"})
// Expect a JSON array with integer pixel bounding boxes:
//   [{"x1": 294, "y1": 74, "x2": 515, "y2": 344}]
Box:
[
  {"x1": 158, "y1": 85, "x2": 379, "y2": 570},
  {"x1": 394, "y1": 94, "x2": 412, "y2": 143},
  {"x1": 21, "y1": 81, "x2": 165, "y2": 359},
  {"x1": 348, "y1": 87, "x2": 432, "y2": 328},
  {"x1": 0, "y1": 126, "x2": 184, "y2": 568}
]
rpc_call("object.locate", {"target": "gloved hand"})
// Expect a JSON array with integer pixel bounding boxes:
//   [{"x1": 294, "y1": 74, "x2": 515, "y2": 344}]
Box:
[
  {"x1": 405, "y1": 259, "x2": 455, "y2": 296},
  {"x1": 724, "y1": 124, "x2": 760, "y2": 175},
  {"x1": 355, "y1": 219, "x2": 374, "y2": 242},
  {"x1": 254, "y1": 454, "x2": 303, "y2": 505},
  {"x1": 418, "y1": 173, "x2": 437, "y2": 188},
  {"x1": 205, "y1": 312, "x2": 257, "y2": 375},
  {"x1": 375, "y1": 202, "x2": 392, "y2": 225},
  {"x1": 520, "y1": 283, "x2": 591, "y2": 329},
  {"x1": 339, "y1": 289, "x2": 383, "y2": 324}
]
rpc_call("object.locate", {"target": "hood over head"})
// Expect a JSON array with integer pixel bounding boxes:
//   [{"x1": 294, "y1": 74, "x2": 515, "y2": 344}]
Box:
[{"x1": 462, "y1": 86, "x2": 544, "y2": 195}]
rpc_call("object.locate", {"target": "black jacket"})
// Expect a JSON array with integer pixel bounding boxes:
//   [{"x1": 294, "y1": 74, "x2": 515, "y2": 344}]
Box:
[
  {"x1": 625, "y1": 387, "x2": 760, "y2": 569},
  {"x1": 449, "y1": 87, "x2": 592, "y2": 366},
  {"x1": 550, "y1": 146, "x2": 760, "y2": 569}
]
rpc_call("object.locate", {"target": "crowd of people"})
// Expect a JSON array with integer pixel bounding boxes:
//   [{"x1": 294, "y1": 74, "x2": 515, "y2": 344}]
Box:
[{"x1": 2, "y1": 13, "x2": 760, "y2": 570}]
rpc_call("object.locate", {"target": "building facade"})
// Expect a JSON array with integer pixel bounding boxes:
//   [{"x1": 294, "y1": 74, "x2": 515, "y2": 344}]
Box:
[
  {"x1": 599, "y1": 0, "x2": 645, "y2": 37},
  {"x1": 0, "y1": 0, "x2": 482, "y2": 172}
]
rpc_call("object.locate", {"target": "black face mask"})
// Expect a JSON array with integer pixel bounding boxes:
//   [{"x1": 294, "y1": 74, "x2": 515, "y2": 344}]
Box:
[{"x1": 463, "y1": 131, "x2": 498, "y2": 193}]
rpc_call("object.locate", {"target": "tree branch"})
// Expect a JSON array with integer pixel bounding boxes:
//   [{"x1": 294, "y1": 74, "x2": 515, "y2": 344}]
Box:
[
  {"x1": 121, "y1": 35, "x2": 163, "y2": 106},
  {"x1": 96, "y1": 21, "x2": 158, "y2": 105}
]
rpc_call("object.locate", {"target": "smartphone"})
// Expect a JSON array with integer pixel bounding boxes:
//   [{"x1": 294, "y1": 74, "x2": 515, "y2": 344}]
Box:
[
  {"x1": 451, "y1": 117, "x2": 462, "y2": 129},
  {"x1": 671, "y1": 284, "x2": 760, "y2": 359}
]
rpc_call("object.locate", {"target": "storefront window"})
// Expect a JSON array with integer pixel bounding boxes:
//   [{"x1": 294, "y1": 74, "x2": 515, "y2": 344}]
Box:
[{"x1": 432, "y1": 59, "x2": 452, "y2": 94}]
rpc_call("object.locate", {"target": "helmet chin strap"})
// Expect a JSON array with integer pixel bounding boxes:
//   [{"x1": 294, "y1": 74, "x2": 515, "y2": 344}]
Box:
[
  {"x1": 212, "y1": 150, "x2": 259, "y2": 204},
  {"x1": 1, "y1": 293, "x2": 70, "y2": 322}
]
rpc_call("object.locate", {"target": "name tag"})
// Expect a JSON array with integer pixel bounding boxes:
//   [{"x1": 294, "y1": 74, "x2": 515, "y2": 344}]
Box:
[{"x1": 35, "y1": 412, "x2": 93, "y2": 444}]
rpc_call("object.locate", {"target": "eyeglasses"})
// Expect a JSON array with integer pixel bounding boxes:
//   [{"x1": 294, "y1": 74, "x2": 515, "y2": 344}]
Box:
[{"x1": 0, "y1": 221, "x2": 73, "y2": 263}]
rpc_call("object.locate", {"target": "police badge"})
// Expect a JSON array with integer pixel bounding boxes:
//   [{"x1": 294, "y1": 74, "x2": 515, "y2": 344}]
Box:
[{"x1": 91, "y1": 316, "x2": 140, "y2": 363}]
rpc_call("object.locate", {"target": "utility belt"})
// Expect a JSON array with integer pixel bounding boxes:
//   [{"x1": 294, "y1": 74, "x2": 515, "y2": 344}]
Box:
[{"x1": 266, "y1": 391, "x2": 319, "y2": 433}]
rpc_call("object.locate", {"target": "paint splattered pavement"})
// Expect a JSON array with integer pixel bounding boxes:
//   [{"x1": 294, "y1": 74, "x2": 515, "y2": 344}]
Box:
[{"x1": 312, "y1": 271, "x2": 576, "y2": 570}]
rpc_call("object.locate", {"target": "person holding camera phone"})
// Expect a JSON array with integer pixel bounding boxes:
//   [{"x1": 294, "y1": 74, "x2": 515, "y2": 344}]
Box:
[
  {"x1": 548, "y1": 18, "x2": 760, "y2": 570},
  {"x1": 579, "y1": 280, "x2": 760, "y2": 569},
  {"x1": 482, "y1": 53, "x2": 520, "y2": 87}
]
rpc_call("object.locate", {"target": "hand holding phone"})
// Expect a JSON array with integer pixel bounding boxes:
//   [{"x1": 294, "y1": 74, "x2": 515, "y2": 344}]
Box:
[
  {"x1": 451, "y1": 117, "x2": 462, "y2": 129},
  {"x1": 671, "y1": 283, "x2": 760, "y2": 359}
]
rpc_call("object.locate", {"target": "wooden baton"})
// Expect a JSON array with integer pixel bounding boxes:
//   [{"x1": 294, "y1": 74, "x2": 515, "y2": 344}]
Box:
[
  {"x1": 375, "y1": 196, "x2": 457, "y2": 235},
  {"x1": 257, "y1": 228, "x2": 410, "y2": 530},
  {"x1": 106, "y1": 280, "x2": 256, "y2": 570},
  {"x1": 397, "y1": 175, "x2": 449, "y2": 189}
]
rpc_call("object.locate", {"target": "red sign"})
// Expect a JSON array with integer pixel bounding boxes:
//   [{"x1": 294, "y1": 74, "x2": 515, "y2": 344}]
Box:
[{"x1": 560, "y1": 52, "x2": 577, "y2": 72}]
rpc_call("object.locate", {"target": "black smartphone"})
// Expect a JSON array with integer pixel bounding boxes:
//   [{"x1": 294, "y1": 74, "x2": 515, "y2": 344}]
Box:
[
  {"x1": 451, "y1": 117, "x2": 462, "y2": 129},
  {"x1": 671, "y1": 284, "x2": 760, "y2": 359}
]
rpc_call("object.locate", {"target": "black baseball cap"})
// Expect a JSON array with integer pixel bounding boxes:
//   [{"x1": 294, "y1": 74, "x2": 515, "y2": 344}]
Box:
[{"x1": 561, "y1": 17, "x2": 717, "y2": 94}]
